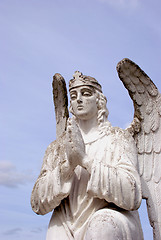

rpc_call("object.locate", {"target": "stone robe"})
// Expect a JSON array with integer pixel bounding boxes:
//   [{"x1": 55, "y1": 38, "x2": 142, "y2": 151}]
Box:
[{"x1": 31, "y1": 125, "x2": 143, "y2": 240}]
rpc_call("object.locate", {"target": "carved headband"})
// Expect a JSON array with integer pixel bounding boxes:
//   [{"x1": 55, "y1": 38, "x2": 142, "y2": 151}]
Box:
[{"x1": 69, "y1": 71, "x2": 102, "y2": 93}]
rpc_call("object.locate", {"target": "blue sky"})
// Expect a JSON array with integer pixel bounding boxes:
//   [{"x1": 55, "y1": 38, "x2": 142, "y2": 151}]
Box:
[{"x1": 1, "y1": 0, "x2": 161, "y2": 239}]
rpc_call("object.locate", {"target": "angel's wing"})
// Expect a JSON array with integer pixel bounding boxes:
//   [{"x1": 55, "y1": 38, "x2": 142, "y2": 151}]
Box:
[
  {"x1": 117, "y1": 58, "x2": 161, "y2": 240},
  {"x1": 52, "y1": 73, "x2": 69, "y2": 138}
]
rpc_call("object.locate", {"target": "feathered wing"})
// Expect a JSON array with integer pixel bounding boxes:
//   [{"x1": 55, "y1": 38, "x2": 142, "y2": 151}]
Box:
[
  {"x1": 117, "y1": 58, "x2": 161, "y2": 240},
  {"x1": 52, "y1": 73, "x2": 69, "y2": 138}
]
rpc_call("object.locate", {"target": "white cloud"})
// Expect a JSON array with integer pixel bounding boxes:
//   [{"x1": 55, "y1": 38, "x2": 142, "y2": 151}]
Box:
[
  {"x1": 0, "y1": 161, "x2": 34, "y2": 188},
  {"x1": 2, "y1": 226, "x2": 47, "y2": 240},
  {"x1": 0, "y1": 161, "x2": 15, "y2": 171},
  {"x1": 3, "y1": 228, "x2": 22, "y2": 236},
  {"x1": 30, "y1": 226, "x2": 47, "y2": 234}
]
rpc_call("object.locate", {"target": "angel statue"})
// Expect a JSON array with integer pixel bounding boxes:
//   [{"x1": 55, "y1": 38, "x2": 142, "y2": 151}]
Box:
[{"x1": 31, "y1": 58, "x2": 161, "y2": 240}]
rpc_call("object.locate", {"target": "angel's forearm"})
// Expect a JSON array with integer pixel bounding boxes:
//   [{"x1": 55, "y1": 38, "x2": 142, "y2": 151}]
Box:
[
  {"x1": 31, "y1": 172, "x2": 62, "y2": 215},
  {"x1": 87, "y1": 163, "x2": 142, "y2": 211},
  {"x1": 31, "y1": 163, "x2": 73, "y2": 215},
  {"x1": 109, "y1": 169, "x2": 142, "y2": 210}
]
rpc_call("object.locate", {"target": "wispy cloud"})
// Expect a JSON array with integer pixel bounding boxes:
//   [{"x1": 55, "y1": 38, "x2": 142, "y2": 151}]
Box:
[
  {"x1": 0, "y1": 161, "x2": 34, "y2": 188},
  {"x1": 2, "y1": 226, "x2": 47, "y2": 240},
  {"x1": 31, "y1": 226, "x2": 47, "y2": 234},
  {"x1": 31, "y1": 227, "x2": 43, "y2": 234},
  {"x1": 3, "y1": 228, "x2": 22, "y2": 236}
]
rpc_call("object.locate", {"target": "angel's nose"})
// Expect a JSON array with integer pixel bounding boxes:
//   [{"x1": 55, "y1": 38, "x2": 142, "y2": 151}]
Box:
[{"x1": 77, "y1": 93, "x2": 82, "y2": 103}]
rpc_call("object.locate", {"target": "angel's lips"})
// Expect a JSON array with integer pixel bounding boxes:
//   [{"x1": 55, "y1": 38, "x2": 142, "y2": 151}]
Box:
[{"x1": 77, "y1": 105, "x2": 83, "y2": 110}]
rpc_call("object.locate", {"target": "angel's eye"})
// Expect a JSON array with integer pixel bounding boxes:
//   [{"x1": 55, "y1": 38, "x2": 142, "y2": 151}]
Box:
[
  {"x1": 70, "y1": 93, "x2": 77, "y2": 100},
  {"x1": 82, "y1": 90, "x2": 92, "y2": 97}
]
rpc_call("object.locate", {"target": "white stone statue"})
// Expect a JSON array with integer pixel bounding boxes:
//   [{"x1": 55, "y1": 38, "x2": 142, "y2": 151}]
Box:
[{"x1": 31, "y1": 58, "x2": 161, "y2": 240}]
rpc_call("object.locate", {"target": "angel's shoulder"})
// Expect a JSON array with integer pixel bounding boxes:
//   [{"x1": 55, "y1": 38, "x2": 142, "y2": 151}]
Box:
[
  {"x1": 104, "y1": 125, "x2": 135, "y2": 147},
  {"x1": 107, "y1": 125, "x2": 131, "y2": 137}
]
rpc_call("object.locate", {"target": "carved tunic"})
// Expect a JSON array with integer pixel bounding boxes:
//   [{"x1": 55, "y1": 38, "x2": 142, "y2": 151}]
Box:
[{"x1": 31, "y1": 125, "x2": 143, "y2": 240}]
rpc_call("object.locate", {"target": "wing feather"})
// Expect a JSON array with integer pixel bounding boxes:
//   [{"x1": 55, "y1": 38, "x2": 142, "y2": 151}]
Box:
[
  {"x1": 136, "y1": 82, "x2": 145, "y2": 93},
  {"x1": 158, "y1": 96, "x2": 161, "y2": 115},
  {"x1": 117, "y1": 58, "x2": 161, "y2": 240},
  {"x1": 143, "y1": 113, "x2": 152, "y2": 134},
  {"x1": 154, "y1": 153, "x2": 161, "y2": 183},
  {"x1": 133, "y1": 92, "x2": 143, "y2": 105},
  {"x1": 140, "y1": 75, "x2": 151, "y2": 85},
  {"x1": 126, "y1": 82, "x2": 136, "y2": 93},
  {"x1": 137, "y1": 131, "x2": 145, "y2": 154},
  {"x1": 144, "y1": 133, "x2": 153, "y2": 153},
  {"x1": 131, "y1": 76, "x2": 140, "y2": 85},
  {"x1": 146, "y1": 83, "x2": 158, "y2": 96},
  {"x1": 150, "y1": 107, "x2": 160, "y2": 132},
  {"x1": 138, "y1": 153, "x2": 144, "y2": 176},
  {"x1": 52, "y1": 73, "x2": 69, "y2": 138},
  {"x1": 143, "y1": 153, "x2": 154, "y2": 182},
  {"x1": 153, "y1": 128, "x2": 161, "y2": 153},
  {"x1": 145, "y1": 98, "x2": 153, "y2": 114}
]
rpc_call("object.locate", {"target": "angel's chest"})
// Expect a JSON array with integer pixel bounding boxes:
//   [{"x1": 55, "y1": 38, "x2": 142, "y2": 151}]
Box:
[{"x1": 85, "y1": 135, "x2": 117, "y2": 165}]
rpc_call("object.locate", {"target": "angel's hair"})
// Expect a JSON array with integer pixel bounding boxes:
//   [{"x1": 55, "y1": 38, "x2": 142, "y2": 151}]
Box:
[
  {"x1": 69, "y1": 88, "x2": 109, "y2": 126},
  {"x1": 96, "y1": 90, "x2": 109, "y2": 125}
]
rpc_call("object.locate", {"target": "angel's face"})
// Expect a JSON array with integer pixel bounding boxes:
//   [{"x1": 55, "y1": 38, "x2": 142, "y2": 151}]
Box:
[{"x1": 69, "y1": 86, "x2": 98, "y2": 120}]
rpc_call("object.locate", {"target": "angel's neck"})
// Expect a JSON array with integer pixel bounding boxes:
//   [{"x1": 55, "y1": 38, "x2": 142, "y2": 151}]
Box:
[{"x1": 77, "y1": 117, "x2": 99, "y2": 142}]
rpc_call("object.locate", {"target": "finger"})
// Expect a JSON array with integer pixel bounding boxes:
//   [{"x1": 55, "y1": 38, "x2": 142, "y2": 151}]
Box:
[
  {"x1": 67, "y1": 124, "x2": 72, "y2": 133},
  {"x1": 70, "y1": 118, "x2": 77, "y2": 126},
  {"x1": 68, "y1": 117, "x2": 72, "y2": 124}
]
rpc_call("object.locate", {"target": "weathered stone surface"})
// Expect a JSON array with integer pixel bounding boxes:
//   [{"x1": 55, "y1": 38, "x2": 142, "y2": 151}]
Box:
[{"x1": 31, "y1": 61, "x2": 161, "y2": 240}]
